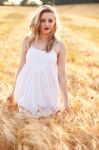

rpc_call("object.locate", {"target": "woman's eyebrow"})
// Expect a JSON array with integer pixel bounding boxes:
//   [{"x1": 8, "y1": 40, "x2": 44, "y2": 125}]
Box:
[
  {"x1": 41, "y1": 18, "x2": 54, "y2": 20},
  {"x1": 40, "y1": 18, "x2": 45, "y2": 20}
]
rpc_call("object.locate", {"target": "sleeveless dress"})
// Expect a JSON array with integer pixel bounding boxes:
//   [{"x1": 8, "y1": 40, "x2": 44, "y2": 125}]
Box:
[{"x1": 13, "y1": 45, "x2": 62, "y2": 117}]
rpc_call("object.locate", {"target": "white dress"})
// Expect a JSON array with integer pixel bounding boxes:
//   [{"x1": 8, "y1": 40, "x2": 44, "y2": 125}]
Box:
[{"x1": 14, "y1": 45, "x2": 62, "y2": 117}]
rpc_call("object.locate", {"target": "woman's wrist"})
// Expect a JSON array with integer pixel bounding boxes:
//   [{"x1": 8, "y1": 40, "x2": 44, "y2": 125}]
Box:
[{"x1": 64, "y1": 99, "x2": 69, "y2": 107}]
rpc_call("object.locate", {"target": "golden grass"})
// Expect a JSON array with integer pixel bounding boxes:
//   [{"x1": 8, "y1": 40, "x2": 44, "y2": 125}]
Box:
[{"x1": 0, "y1": 4, "x2": 99, "y2": 150}]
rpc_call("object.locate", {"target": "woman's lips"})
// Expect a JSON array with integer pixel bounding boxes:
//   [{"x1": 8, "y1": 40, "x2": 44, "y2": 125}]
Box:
[{"x1": 44, "y1": 28, "x2": 50, "y2": 30}]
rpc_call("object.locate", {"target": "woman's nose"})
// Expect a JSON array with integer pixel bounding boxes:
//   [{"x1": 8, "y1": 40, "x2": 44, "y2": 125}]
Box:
[{"x1": 45, "y1": 20, "x2": 49, "y2": 26}]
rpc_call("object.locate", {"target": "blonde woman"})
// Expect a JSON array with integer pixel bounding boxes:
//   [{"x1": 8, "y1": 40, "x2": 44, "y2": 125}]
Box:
[{"x1": 7, "y1": 5, "x2": 70, "y2": 116}]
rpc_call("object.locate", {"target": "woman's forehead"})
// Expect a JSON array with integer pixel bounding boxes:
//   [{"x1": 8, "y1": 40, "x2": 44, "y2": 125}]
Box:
[{"x1": 40, "y1": 12, "x2": 55, "y2": 19}]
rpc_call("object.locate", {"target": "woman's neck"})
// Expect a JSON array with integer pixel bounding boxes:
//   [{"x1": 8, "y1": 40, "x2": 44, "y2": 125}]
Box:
[{"x1": 39, "y1": 33, "x2": 49, "y2": 42}]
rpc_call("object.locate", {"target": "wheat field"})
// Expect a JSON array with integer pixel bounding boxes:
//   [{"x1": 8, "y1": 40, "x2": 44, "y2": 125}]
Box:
[{"x1": 0, "y1": 4, "x2": 99, "y2": 150}]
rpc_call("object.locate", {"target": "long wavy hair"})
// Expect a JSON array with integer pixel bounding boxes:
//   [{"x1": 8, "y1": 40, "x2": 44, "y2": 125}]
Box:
[{"x1": 27, "y1": 5, "x2": 61, "y2": 52}]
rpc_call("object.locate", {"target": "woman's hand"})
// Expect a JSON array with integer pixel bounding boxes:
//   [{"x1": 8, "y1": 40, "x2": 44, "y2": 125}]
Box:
[
  {"x1": 7, "y1": 93, "x2": 14, "y2": 104},
  {"x1": 6, "y1": 93, "x2": 19, "y2": 113},
  {"x1": 63, "y1": 101, "x2": 71, "y2": 114},
  {"x1": 64, "y1": 105, "x2": 71, "y2": 114}
]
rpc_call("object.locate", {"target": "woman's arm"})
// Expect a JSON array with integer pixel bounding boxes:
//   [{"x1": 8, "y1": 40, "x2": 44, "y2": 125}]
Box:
[
  {"x1": 11, "y1": 36, "x2": 29, "y2": 95},
  {"x1": 57, "y1": 41, "x2": 70, "y2": 111}
]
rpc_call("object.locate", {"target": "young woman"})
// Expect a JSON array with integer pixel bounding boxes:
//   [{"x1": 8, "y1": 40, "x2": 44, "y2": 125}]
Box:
[{"x1": 7, "y1": 5, "x2": 70, "y2": 117}]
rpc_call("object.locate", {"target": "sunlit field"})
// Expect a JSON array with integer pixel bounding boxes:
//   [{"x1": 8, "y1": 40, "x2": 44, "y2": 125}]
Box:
[{"x1": 0, "y1": 4, "x2": 99, "y2": 150}]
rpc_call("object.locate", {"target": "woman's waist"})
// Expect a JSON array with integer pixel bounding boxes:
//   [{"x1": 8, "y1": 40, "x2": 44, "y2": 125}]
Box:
[
  {"x1": 23, "y1": 63, "x2": 58, "y2": 74},
  {"x1": 25, "y1": 62, "x2": 57, "y2": 68}
]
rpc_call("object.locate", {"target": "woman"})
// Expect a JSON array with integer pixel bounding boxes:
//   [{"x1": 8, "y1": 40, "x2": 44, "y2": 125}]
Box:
[{"x1": 7, "y1": 5, "x2": 70, "y2": 116}]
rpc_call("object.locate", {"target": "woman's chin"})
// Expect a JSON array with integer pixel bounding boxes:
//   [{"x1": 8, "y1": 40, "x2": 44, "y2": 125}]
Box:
[
  {"x1": 45, "y1": 32, "x2": 50, "y2": 35},
  {"x1": 42, "y1": 30, "x2": 51, "y2": 35}
]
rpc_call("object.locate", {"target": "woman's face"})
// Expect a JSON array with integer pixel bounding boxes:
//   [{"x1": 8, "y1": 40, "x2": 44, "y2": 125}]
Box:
[{"x1": 39, "y1": 12, "x2": 56, "y2": 35}]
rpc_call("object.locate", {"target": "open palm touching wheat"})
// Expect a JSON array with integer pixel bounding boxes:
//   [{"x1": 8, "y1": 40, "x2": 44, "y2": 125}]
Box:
[{"x1": 0, "y1": 4, "x2": 99, "y2": 150}]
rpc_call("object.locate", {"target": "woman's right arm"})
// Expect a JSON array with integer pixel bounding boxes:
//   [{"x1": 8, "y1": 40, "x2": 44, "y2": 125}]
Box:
[{"x1": 7, "y1": 36, "x2": 29, "y2": 101}]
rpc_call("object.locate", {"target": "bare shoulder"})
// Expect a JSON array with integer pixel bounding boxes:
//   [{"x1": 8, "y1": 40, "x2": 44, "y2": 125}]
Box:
[
  {"x1": 22, "y1": 35, "x2": 30, "y2": 53},
  {"x1": 54, "y1": 40, "x2": 66, "y2": 55}
]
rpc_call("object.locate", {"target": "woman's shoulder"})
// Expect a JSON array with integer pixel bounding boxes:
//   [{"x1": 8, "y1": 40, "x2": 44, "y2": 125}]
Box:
[
  {"x1": 54, "y1": 40, "x2": 66, "y2": 54},
  {"x1": 55, "y1": 40, "x2": 65, "y2": 48},
  {"x1": 23, "y1": 35, "x2": 31, "y2": 45},
  {"x1": 22, "y1": 35, "x2": 31, "y2": 52}
]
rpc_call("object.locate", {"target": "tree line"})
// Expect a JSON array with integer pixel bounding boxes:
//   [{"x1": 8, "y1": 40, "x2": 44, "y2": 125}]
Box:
[
  {"x1": 42, "y1": 0, "x2": 99, "y2": 5},
  {"x1": 0, "y1": 0, "x2": 98, "y2": 5}
]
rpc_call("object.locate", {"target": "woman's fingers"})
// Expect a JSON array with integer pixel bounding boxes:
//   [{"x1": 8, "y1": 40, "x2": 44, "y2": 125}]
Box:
[
  {"x1": 7, "y1": 95, "x2": 14, "y2": 104},
  {"x1": 55, "y1": 109, "x2": 61, "y2": 115}
]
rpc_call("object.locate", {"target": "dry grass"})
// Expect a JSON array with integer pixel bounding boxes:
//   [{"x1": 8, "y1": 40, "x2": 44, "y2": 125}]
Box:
[{"x1": 0, "y1": 4, "x2": 99, "y2": 150}]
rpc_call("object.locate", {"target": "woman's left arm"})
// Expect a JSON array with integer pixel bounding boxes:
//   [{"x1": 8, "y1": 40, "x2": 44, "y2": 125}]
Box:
[{"x1": 57, "y1": 41, "x2": 70, "y2": 112}]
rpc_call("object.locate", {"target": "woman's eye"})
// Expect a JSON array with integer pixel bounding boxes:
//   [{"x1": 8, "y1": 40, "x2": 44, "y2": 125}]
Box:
[
  {"x1": 40, "y1": 19, "x2": 54, "y2": 23},
  {"x1": 40, "y1": 19, "x2": 46, "y2": 23},
  {"x1": 48, "y1": 19, "x2": 53, "y2": 23}
]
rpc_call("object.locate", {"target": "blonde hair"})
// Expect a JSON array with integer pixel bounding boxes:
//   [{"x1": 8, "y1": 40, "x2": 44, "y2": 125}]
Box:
[{"x1": 28, "y1": 5, "x2": 61, "y2": 52}]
